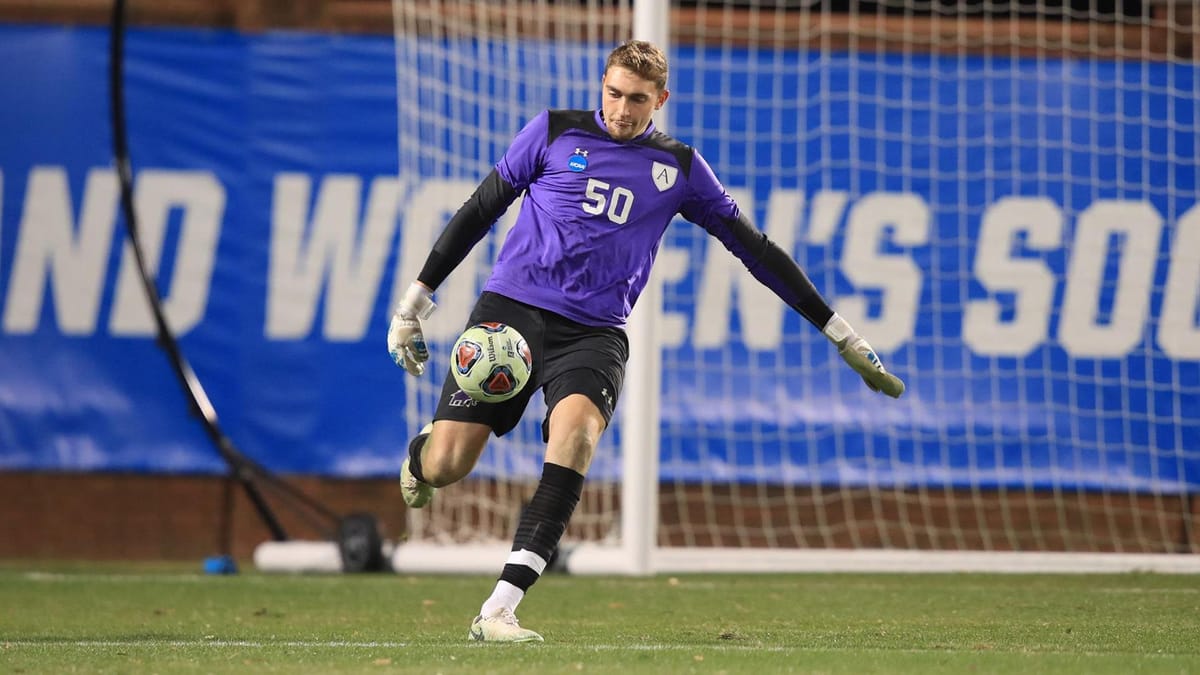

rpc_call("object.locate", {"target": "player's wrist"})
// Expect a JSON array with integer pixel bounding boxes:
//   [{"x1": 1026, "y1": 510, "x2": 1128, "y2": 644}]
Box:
[
  {"x1": 822, "y1": 313, "x2": 855, "y2": 345},
  {"x1": 398, "y1": 282, "x2": 437, "y2": 320}
]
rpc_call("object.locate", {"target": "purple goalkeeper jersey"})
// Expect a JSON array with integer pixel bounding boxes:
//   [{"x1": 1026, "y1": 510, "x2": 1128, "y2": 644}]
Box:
[
  {"x1": 419, "y1": 108, "x2": 830, "y2": 331},
  {"x1": 483, "y1": 109, "x2": 741, "y2": 327}
]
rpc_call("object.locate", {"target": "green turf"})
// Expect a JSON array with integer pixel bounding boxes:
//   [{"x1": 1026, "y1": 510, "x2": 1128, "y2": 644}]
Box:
[{"x1": 1, "y1": 562, "x2": 1197, "y2": 673}]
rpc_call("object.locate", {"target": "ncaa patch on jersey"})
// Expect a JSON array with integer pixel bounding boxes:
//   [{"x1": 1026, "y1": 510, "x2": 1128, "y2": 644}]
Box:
[
  {"x1": 652, "y1": 161, "x2": 677, "y2": 191},
  {"x1": 568, "y1": 148, "x2": 589, "y2": 172}
]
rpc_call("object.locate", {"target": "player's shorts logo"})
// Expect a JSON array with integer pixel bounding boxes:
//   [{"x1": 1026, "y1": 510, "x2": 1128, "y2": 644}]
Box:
[{"x1": 568, "y1": 148, "x2": 589, "y2": 172}]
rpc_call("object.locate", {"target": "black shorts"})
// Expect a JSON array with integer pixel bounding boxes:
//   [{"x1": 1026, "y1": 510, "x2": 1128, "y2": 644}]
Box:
[{"x1": 433, "y1": 291, "x2": 629, "y2": 438}]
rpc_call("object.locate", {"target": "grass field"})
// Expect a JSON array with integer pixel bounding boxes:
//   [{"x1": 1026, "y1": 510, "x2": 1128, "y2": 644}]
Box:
[{"x1": 2, "y1": 562, "x2": 1198, "y2": 674}]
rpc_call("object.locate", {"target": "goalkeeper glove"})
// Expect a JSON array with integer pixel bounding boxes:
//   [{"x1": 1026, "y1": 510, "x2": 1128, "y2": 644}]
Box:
[
  {"x1": 388, "y1": 282, "x2": 436, "y2": 376},
  {"x1": 822, "y1": 313, "x2": 905, "y2": 398}
]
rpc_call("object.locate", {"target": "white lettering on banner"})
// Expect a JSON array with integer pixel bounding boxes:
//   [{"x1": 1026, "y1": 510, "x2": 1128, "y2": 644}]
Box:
[
  {"x1": 266, "y1": 173, "x2": 401, "y2": 340},
  {"x1": 1059, "y1": 201, "x2": 1162, "y2": 358},
  {"x1": 804, "y1": 190, "x2": 849, "y2": 246},
  {"x1": 751, "y1": 189, "x2": 806, "y2": 349},
  {"x1": 1156, "y1": 202, "x2": 1200, "y2": 360},
  {"x1": 109, "y1": 171, "x2": 225, "y2": 336},
  {"x1": 692, "y1": 189, "x2": 800, "y2": 349},
  {"x1": 963, "y1": 197, "x2": 1062, "y2": 357},
  {"x1": 1, "y1": 167, "x2": 1194, "y2": 363},
  {"x1": 836, "y1": 192, "x2": 927, "y2": 352},
  {"x1": 654, "y1": 244, "x2": 690, "y2": 349},
  {"x1": 3, "y1": 167, "x2": 118, "y2": 335},
  {"x1": 387, "y1": 178, "x2": 490, "y2": 342}
]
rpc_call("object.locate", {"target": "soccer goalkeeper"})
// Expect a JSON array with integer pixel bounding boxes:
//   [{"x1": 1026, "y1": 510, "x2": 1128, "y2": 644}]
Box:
[{"x1": 388, "y1": 39, "x2": 904, "y2": 643}]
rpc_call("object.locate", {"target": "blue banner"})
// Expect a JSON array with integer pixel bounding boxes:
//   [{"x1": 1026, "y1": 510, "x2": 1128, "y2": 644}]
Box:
[{"x1": 0, "y1": 25, "x2": 1196, "y2": 492}]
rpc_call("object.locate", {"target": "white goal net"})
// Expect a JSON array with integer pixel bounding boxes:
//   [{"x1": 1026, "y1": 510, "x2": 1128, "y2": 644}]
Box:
[
  {"x1": 392, "y1": 0, "x2": 633, "y2": 559},
  {"x1": 391, "y1": 0, "x2": 1200, "y2": 574}
]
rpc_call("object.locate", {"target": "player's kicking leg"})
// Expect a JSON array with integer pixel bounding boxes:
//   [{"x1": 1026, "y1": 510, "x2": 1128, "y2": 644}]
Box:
[
  {"x1": 401, "y1": 420, "x2": 492, "y2": 508},
  {"x1": 400, "y1": 423, "x2": 435, "y2": 508},
  {"x1": 468, "y1": 391, "x2": 603, "y2": 643}
]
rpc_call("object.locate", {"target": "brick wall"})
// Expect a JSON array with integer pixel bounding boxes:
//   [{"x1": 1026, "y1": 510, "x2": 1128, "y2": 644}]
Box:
[
  {"x1": 3, "y1": 472, "x2": 1194, "y2": 562},
  {"x1": 1, "y1": 472, "x2": 408, "y2": 561}
]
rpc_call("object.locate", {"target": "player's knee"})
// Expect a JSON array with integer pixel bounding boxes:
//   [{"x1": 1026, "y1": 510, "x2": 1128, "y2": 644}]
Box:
[
  {"x1": 561, "y1": 424, "x2": 599, "y2": 456},
  {"x1": 422, "y1": 427, "x2": 488, "y2": 486},
  {"x1": 419, "y1": 445, "x2": 472, "y2": 486},
  {"x1": 545, "y1": 395, "x2": 605, "y2": 469},
  {"x1": 546, "y1": 419, "x2": 602, "y2": 473}
]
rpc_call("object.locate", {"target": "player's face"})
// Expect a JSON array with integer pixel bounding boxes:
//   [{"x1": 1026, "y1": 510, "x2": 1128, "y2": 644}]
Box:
[{"x1": 601, "y1": 66, "x2": 669, "y2": 142}]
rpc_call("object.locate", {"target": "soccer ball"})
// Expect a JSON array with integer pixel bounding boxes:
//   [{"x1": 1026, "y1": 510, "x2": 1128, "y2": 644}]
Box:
[{"x1": 451, "y1": 322, "x2": 532, "y2": 402}]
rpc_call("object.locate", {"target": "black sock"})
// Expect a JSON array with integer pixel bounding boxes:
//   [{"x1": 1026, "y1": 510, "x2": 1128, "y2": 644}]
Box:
[
  {"x1": 406, "y1": 430, "x2": 431, "y2": 483},
  {"x1": 499, "y1": 462, "x2": 584, "y2": 591}
]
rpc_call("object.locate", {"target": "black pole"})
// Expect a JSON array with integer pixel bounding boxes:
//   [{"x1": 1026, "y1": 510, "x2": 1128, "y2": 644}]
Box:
[
  {"x1": 107, "y1": 0, "x2": 341, "y2": 541},
  {"x1": 219, "y1": 473, "x2": 235, "y2": 555}
]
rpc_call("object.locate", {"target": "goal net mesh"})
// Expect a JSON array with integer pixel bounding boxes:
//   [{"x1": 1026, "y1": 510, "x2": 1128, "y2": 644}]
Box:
[
  {"x1": 392, "y1": 0, "x2": 1199, "y2": 561},
  {"x1": 393, "y1": 0, "x2": 632, "y2": 547}
]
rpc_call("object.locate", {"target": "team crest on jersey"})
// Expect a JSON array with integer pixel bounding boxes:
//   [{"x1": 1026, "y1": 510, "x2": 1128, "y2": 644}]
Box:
[
  {"x1": 651, "y1": 161, "x2": 677, "y2": 191},
  {"x1": 568, "y1": 148, "x2": 589, "y2": 172}
]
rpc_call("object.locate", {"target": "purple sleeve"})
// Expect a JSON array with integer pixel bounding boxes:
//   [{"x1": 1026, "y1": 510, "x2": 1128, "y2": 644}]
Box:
[
  {"x1": 414, "y1": 112, "x2": 551, "y2": 291},
  {"x1": 681, "y1": 151, "x2": 834, "y2": 330},
  {"x1": 495, "y1": 110, "x2": 550, "y2": 190}
]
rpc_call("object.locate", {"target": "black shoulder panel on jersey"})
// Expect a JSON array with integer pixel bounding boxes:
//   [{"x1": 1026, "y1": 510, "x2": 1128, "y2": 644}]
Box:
[
  {"x1": 640, "y1": 131, "x2": 695, "y2": 178},
  {"x1": 547, "y1": 109, "x2": 605, "y2": 144}
]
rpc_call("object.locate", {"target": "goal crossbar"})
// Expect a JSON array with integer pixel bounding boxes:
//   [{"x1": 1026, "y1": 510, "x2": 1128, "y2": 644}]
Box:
[{"x1": 390, "y1": 543, "x2": 1200, "y2": 575}]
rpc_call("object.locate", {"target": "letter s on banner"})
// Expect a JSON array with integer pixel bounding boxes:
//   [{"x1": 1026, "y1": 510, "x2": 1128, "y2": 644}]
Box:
[
  {"x1": 963, "y1": 196, "x2": 1062, "y2": 358},
  {"x1": 836, "y1": 192, "x2": 927, "y2": 353}
]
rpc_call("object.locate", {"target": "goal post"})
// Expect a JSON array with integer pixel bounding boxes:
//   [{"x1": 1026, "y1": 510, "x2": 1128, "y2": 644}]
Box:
[{"x1": 390, "y1": 0, "x2": 1200, "y2": 575}]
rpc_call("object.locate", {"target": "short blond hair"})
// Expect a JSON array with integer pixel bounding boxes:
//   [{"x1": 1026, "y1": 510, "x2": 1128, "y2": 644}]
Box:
[{"x1": 605, "y1": 40, "x2": 668, "y2": 90}]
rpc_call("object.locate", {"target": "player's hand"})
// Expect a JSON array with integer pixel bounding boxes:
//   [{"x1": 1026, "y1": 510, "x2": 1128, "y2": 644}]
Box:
[
  {"x1": 388, "y1": 282, "x2": 437, "y2": 376},
  {"x1": 822, "y1": 314, "x2": 905, "y2": 398}
]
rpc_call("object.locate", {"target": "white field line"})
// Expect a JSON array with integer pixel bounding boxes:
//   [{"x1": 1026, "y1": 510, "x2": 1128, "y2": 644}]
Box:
[
  {"x1": 3, "y1": 640, "x2": 411, "y2": 649},
  {"x1": 18, "y1": 572, "x2": 369, "y2": 585},
  {"x1": 22, "y1": 572, "x2": 227, "y2": 583},
  {"x1": 22, "y1": 573, "x2": 1198, "y2": 595},
  {"x1": 0, "y1": 640, "x2": 1190, "y2": 658},
  {"x1": 2, "y1": 640, "x2": 778, "y2": 652}
]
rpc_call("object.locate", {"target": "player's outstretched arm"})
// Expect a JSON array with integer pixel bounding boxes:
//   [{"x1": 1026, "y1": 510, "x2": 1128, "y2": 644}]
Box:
[
  {"x1": 822, "y1": 314, "x2": 905, "y2": 398},
  {"x1": 386, "y1": 169, "x2": 520, "y2": 376},
  {"x1": 388, "y1": 282, "x2": 436, "y2": 376}
]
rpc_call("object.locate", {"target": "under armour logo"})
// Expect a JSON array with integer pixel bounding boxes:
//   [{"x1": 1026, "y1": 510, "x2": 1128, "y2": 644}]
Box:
[
  {"x1": 601, "y1": 387, "x2": 613, "y2": 407},
  {"x1": 568, "y1": 148, "x2": 589, "y2": 172}
]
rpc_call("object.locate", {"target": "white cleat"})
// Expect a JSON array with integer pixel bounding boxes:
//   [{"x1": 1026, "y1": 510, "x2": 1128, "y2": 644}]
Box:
[
  {"x1": 467, "y1": 607, "x2": 544, "y2": 643},
  {"x1": 400, "y1": 424, "x2": 435, "y2": 509}
]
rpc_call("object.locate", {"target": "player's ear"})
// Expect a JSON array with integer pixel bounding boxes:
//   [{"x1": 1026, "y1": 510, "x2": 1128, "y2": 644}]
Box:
[{"x1": 655, "y1": 89, "x2": 670, "y2": 109}]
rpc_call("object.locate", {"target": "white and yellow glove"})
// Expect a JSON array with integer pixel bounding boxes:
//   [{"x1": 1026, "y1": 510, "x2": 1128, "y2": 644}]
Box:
[
  {"x1": 823, "y1": 314, "x2": 905, "y2": 398},
  {"x1": 387, "y1": 282, "x2": 436, "y2": 376}
]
